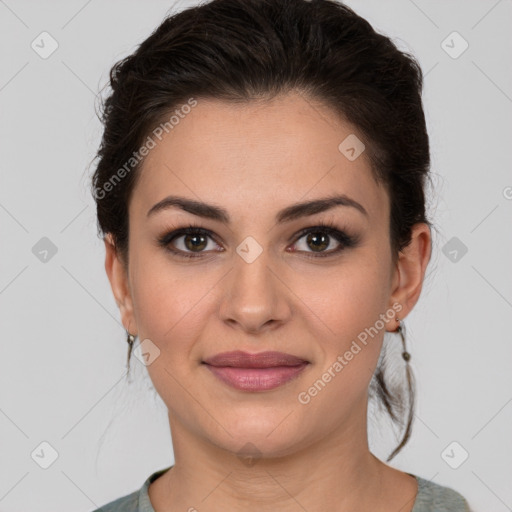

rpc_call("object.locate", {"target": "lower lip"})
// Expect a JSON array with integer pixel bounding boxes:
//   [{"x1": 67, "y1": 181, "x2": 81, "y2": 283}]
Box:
[{"x1": 203, "y1": 363, "x2": 309, "y2": 391}]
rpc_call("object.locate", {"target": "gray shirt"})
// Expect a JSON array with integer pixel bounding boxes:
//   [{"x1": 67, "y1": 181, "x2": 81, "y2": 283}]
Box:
[{"x1": 92, "y1": 466, "x2": 471, "y2": 512}]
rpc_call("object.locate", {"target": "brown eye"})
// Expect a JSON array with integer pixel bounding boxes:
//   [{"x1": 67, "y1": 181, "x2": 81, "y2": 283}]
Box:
[
  {"x1": 290, "y1": 225, "x2": 358, "y2": 258},
  {"x1": 305, "y1": 232, "x2": 330, "y2": 252},
  {"x1": 183, "y1": 233, "x2": 208, "y2": 252},
  {"x1": 158, "y1": 226, "x2": 221, "y2": 259}
]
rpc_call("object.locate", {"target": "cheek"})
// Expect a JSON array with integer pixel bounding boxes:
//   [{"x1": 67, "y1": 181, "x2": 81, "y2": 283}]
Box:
[
  {"x1": 294, "y1": 257, "x2": 389, "y2": 389},
  {"x1": 128, "y1": 258, "x2": 214, "y2": 406},
  {"x1": 129, "y1": 254, "x2": 219, "y2": 360},
  {"x1": 297, "y1": 255, "x2": 390, "y2": 338},
  {"x1": 293, "y1": 273, "x2": 387, "y2": 424}
]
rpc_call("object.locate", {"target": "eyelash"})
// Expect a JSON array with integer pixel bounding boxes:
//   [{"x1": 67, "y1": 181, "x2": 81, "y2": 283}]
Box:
[{"x1": 157, "y1": 219, "x2": 359, "y2": 260}]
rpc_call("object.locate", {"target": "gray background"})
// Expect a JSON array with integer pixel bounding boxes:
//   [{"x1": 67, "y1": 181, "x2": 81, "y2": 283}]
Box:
[{"x1": 1, "y1": 1, "x2": 511, "y2": 511}]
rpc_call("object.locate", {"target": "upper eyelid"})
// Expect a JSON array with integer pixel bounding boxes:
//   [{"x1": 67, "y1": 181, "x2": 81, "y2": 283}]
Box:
[{"x1": 164, "y1": 223, "x2": 344, "y2": 238}]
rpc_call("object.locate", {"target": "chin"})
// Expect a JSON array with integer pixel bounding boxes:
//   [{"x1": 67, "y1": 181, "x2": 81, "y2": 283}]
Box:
[{"x1": 204, "y1": 413, "x2": 310, "y2": 459}]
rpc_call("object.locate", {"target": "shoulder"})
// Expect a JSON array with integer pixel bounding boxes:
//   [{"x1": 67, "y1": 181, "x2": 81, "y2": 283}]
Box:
[
  {"x1": 411, "y1": 474, "x2": 471, "y2": 512},
  {"x1": 90, "y1": 490, "x2": 139, "y2": 512},
  {"x1": 90, "y1": 466, "x2": 172, "y2": 512}
]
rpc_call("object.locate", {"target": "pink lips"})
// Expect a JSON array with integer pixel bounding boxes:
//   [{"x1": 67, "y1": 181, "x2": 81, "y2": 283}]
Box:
[{"x1": 202, "y1": 350, "x2": 309, "y2": 391}]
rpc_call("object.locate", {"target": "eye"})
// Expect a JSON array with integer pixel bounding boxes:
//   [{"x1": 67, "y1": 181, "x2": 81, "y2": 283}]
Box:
[
  {"x1": 158, "y1": 224, "x2": 221, "y2": 259},
  {"x1": 290, "y1": 224, "x2": 358, "y2": 258},
  {"x1": 157, "y1": 221, "x2": 359, "y2": 259}
]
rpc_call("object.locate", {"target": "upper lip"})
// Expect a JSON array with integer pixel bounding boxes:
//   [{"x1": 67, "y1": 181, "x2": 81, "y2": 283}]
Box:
[{"x1": 202, "y1": 350, "x2": 309, "y2": 368}]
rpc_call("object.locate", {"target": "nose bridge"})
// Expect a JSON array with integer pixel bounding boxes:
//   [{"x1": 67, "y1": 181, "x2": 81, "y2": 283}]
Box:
[{"x1": 219, "y1": 240, "x2": 289, "y2": 331}]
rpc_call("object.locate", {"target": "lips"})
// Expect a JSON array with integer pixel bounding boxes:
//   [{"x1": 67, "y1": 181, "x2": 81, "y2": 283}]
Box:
[
  {"x1": 202, "y1": 351, "x2": 310, "y2": 391},
  {"x1": 202, "y1": 350, "x2": 308, "y2": 368}
]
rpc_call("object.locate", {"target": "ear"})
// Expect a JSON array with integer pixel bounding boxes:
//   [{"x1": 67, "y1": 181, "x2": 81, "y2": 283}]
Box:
[
  {"x1": 386, "y1": 223, "x2": 432, "y2": 331},
  {"x1": 104, "y1": 233, "x2": 138, "y2": 336}
]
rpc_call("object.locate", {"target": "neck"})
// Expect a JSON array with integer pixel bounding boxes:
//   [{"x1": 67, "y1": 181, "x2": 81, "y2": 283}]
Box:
[{"x1": 152, "y1": 402, "x2": 391, "y2": 511}]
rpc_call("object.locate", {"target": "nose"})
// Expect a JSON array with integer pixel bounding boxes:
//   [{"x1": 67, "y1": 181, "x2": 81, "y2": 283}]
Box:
[{"x1": 218, "y1": 248, "x2": 292, "y2": 335}]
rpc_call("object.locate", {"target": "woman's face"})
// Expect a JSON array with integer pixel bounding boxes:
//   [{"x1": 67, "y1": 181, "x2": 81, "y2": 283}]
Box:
[{"x1": 106, "y1": 91, "x2": 429, "y2": 459}]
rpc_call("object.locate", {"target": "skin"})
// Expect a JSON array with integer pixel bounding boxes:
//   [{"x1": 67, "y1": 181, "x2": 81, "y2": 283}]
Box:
[{"x1": 104, "y1": 91, "x2": 431, "y2": 512}]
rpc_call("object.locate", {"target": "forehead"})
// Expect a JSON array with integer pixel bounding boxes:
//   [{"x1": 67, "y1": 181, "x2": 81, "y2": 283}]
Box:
[{"x1": 131, "y1": 92, "x2": 388, "y2": 224}]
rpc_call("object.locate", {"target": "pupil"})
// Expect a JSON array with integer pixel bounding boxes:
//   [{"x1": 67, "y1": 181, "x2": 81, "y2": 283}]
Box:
[
  {"x1": 307, "y1": 232, "x2": 328, "y2": 252},
  {"x1": 186, "y1": 234, "x2": 207, "y2": 251}
]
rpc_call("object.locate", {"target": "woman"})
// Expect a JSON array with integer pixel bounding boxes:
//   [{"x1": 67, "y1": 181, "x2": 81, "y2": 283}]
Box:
[{"x1": 91, "y1": 0, "x2": 471, "y2": 510}]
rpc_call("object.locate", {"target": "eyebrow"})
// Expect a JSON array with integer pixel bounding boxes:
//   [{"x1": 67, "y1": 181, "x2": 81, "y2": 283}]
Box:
[{"x1": 147, "y1": 193, "x2": 368, "y2": 223}]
